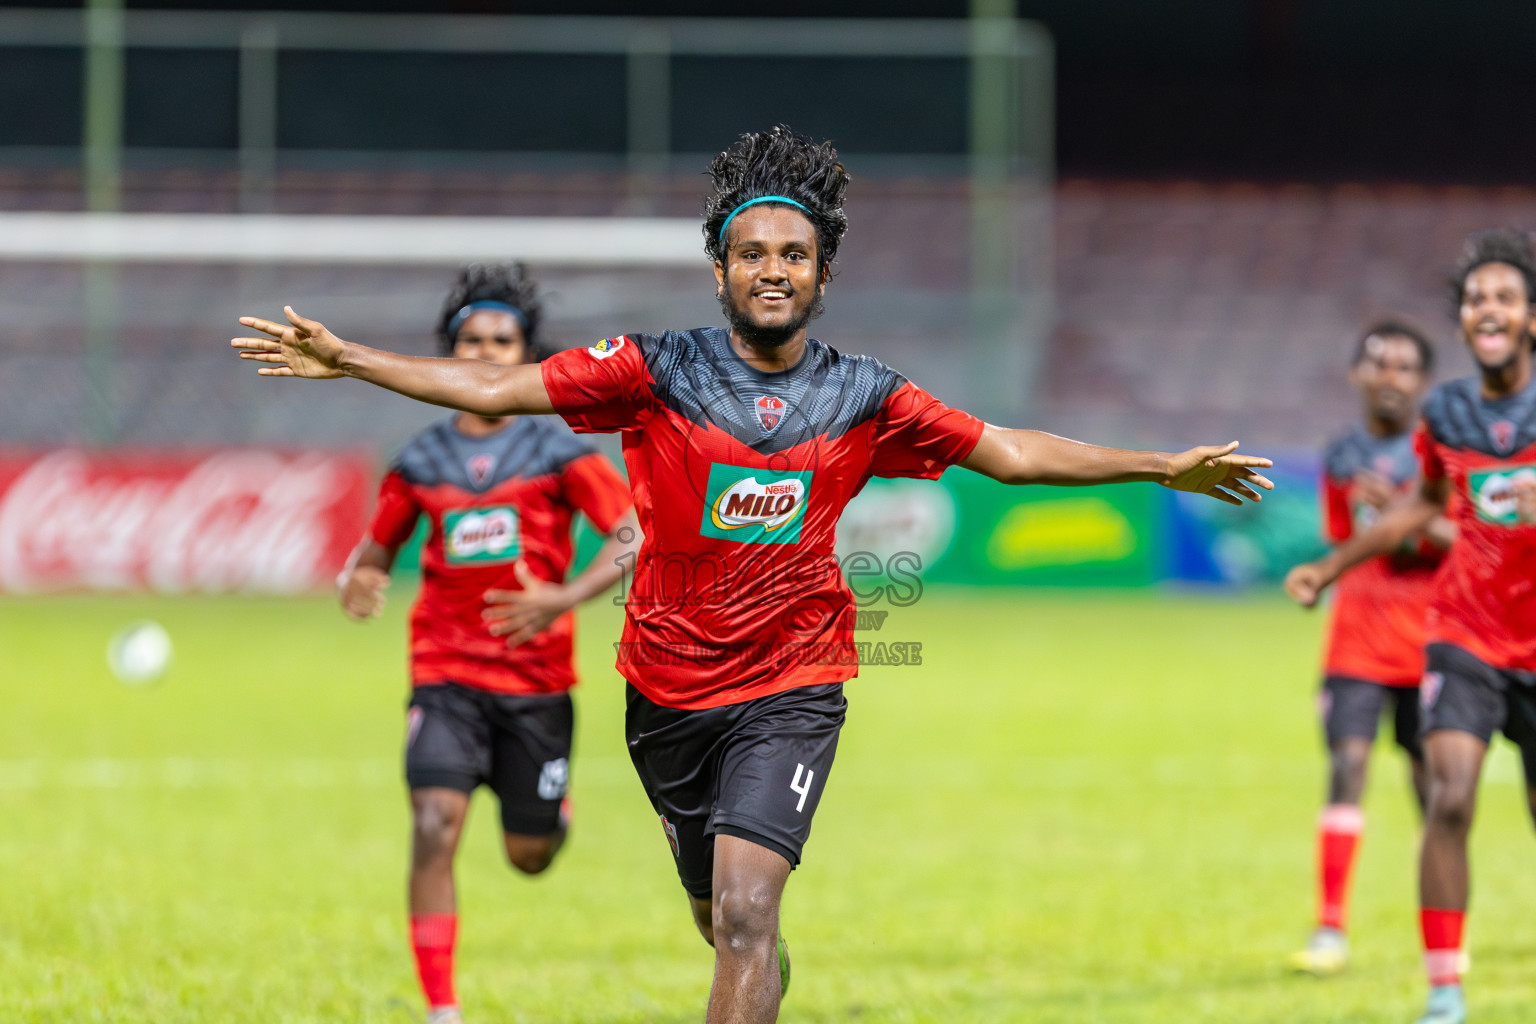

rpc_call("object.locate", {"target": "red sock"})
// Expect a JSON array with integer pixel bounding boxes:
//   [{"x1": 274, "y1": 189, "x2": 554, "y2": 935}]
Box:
[
  {"x1": 1421, "y1": 907, "x2": 1465, "y2": 987},
  {"x1": 410, "y1": 913, "x2": 458, "y2": 1010},
  {"x1": 1316, "y1": 804, "x2": 1364, "y2": 930}
]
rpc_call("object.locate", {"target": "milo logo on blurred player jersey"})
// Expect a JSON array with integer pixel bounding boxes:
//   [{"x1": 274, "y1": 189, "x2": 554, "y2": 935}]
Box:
[
  {"x1": 1468, "y1": 465, "x2": 1536, "y2": 526},
  {"x1": 699, "y1": 464, "x2": 812, "y2": 544},
  {"x1": 443, "y1": 505, "x2": 521, "y2": 564}
]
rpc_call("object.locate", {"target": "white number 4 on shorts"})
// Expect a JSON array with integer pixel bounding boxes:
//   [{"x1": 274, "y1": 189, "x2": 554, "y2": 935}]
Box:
[{"x1": 790, "y1": 763, "x2": 814, "y2": 813}]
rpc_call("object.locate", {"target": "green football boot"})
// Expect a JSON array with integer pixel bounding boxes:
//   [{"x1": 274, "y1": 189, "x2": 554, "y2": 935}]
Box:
[{"x1": 1414, "y1": 984, "x2": 1466, "y2": 1024}]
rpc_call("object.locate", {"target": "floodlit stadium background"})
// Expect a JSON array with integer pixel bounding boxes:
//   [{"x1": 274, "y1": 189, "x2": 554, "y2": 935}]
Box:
[{"x1": 3, "y1": 3, "x2": 1535, "y2": 1023}]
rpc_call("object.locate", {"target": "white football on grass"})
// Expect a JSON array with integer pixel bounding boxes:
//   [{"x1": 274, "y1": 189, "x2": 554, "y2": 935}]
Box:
[{"x1": 108, "y1": 621, "x2": 173, "y2": 685}]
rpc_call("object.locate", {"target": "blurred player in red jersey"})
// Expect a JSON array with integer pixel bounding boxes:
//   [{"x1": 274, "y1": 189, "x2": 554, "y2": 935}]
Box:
[
  {"x1": 337, "y1": 263, "x2": 639, "y2": 1024},
  {"x1": 1289, "y1": 321, "x2": 1452, "y2": 975},
  {"x1": 1287, "y1": 229, "x2": 1536, "y2": 1024},
  {"x1": 235, "y1": 127, "x2": 1273, "y2": 1024}
]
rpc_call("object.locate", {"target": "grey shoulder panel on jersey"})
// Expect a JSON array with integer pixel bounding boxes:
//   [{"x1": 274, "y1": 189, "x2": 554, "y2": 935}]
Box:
[
  {"x1": 1324, "y1": 425, "x2": 1418, "y2": 485},
  {"x1": 1322, "y1": 430, "x2": 1360, "y2": 481},
  {"x1": 1422, "y1": 375, "x2": 1536, "y2": 456},
  {"x1": 520, "y1": 415, "x2": 601, "y2": 475},
  {"x1": 389, "y1": 415, "x2": 598, "y2": 491},
  {"x1": 1420, "y1": 379, "x2": 1471, "y2": 447},
  {"x1": 389, "y1": 419, "x2": 460, "y2": 487},
  {"x1": 635, "y1": 327, "x2": 907, "y2": 454}
]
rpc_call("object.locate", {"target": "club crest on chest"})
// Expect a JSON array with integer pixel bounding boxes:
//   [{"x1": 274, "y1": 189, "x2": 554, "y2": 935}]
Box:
[
  {"x1": 755, "y1": 395, "x2": 787, "y2": 431},
  {"x1": 467, "y1": 453, "x2": 497, "y2": 489},
  {"x1": 1490, "y1": 419, "x2": 1516, "y2": 455}
]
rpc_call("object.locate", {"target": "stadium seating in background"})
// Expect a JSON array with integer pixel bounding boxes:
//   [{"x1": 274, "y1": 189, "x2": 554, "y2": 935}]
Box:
[
  {"x1": 1042, "y1": 178, "x2": 1535, "y2": 447},
  {"x1": 2, "y1": 168, "x2": 1532, "y2": 450}
]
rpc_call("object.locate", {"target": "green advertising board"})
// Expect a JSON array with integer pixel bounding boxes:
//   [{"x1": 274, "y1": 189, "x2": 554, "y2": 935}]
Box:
[
  {"x1": 392, "y1": 459, "x2": 1326, "y2": 589},
  {"x1": 837, "y1": 469, "x2": 1161, "y2": 587}
]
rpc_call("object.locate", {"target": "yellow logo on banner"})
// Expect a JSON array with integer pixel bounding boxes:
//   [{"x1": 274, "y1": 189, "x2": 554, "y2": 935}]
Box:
[{"x1": 986, "y1": 497, "x2": 1136, "y2": 570}]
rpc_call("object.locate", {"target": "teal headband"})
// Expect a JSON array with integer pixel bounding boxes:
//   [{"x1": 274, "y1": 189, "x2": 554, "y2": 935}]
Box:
[
  {"x1": 717, "y1": 195, "x2": 811, "y2": 243},
  {"x1": 447, "y1": 300, "x2": 527, "y2": 339}
]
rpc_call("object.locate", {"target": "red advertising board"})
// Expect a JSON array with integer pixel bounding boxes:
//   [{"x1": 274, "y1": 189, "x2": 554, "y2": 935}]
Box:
[{"x1": 0, "y1": 449, "x2": 374, "y2": 593}]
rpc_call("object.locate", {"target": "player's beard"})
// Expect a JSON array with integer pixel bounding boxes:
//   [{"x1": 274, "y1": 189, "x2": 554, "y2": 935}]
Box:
[
  {"x1": 720, "y1": 285, "x2": 823, "y2": 349},
  {"x1": 1369, "y1": 385, "x2": 1412, "y2": 426}
]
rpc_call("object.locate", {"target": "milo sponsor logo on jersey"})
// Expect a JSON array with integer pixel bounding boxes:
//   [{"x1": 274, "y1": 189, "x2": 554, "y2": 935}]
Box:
[
  {"x1": 443, "y1": 505, "x2": 521, "y2": 564},
  {"x1": 700, "y1": 464, "x2": 812, "y2": 544},
  {"x1": 1468, "y1": 464, "x2": 1536, "y2": 526}
]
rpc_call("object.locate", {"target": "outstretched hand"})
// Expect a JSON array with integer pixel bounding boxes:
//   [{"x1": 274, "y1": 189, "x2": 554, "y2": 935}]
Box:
[
  {"x1": 231, "y1": 306, "x2": 346, "y2": 379},
  {"x1": 483, "y1": 562, "x2": 575, "y2": 649},
  {"x1": 1163, "y1": 442, "x2": 1275, "y2": 506}
]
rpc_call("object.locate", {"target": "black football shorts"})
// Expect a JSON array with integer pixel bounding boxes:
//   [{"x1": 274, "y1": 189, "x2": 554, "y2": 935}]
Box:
[
  {"x1": 625, "y1": 682, "x2": 846, "y2": 899},
  {"x1": 1320, "y1": 675, "x2": 1423, "y2": 758},
  {"x1": 1422, "y1": 643, "x2": 1536, "y2": 784},
  {"x1": 405, "y1": 682, "x2": 574, "y2": 836}
]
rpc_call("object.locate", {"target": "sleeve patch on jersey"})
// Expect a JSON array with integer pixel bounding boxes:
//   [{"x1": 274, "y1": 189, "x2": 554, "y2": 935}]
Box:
[
  {"x1": 587, "y1": 336, "x2": 627, "y2": 360},
  {"x1": 443, "y1": 505, "x2": 522, "y2": 564}
]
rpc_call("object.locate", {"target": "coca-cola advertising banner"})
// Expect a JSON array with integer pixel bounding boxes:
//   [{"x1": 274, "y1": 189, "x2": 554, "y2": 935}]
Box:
[{"x1": 0, "y1": 449, "x2": 374, "y2": 594}]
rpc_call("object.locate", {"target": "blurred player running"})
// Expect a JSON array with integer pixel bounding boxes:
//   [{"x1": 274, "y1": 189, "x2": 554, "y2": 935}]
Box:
[
  {"x1": 1287, "y1": 229, "x2": 1536, "y2": 1024},
  {"x1": 1290, "y1": 321, "x2": 1451, "y2": 975},
  {"x1": 337, "y1": 263, "x2": 639, "y2": 1024},
  {"x1": 235, "y1": 126, "x2": 1274, "y2": 1024}
]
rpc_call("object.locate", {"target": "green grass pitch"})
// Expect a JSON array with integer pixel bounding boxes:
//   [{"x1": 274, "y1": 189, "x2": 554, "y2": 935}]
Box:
[{"x1": 2, "y1": 588, "x2": 1533, "y2": 1023}]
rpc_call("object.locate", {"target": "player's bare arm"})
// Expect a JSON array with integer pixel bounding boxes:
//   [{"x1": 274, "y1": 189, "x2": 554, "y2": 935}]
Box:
[
  {"x1": 232, "y1": 306, "x2": 554, "y2": 416},
  {"x1": 960, "y1": 425, "x2": 1274, "y2": 505},
  {"x1": 483, "y1": 510, "x2": 642, "y2": 648},
  {"x1": 339, "y1": 539, "x2": 395, "y2": 621},
  {"x1": 1284, "y1": 477, "x2": 1450, "y2": 607}
]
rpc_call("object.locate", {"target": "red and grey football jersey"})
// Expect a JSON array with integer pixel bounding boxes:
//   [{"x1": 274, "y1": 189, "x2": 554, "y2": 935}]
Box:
[
  {"x1": 1320, "y1": 424, "x2": 1442, "y2": 685},
  {"x1": 541, "y1": 328, "x2": 985, "y2": 710},
  {"x1": 1416, "y1": 376, "x2": 1536, "y2": 671},
  {"x1": 367, "y1": 415, "x2": 631, "y2": 695}
]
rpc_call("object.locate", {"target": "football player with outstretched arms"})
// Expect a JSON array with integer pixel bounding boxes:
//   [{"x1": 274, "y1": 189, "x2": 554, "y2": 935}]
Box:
[
  {"x1": 1287, "y1": 229, "x2": 1536, "y2": 1024},
  {"x1": 235, "y1": 127, "x2": 1273, "y2": 1024}
]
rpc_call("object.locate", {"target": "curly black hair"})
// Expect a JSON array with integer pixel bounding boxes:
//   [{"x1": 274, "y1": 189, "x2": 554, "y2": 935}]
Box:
[
  {"x1": 702, "y1": 125, "x2": 850, "y2": 277},
  {"x1": 1448, "y1": 227, "x2": 1536, "y2": 318},
  {"x1": 1352, "y1": 318, "x2": 1435, "y2": 375},
  {"x1": 434, "y1": 262, "x2": 544, "y2": 358}
]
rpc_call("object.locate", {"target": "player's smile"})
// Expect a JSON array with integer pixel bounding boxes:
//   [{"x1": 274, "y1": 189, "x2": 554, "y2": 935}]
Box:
[
  {"x1": 738, "y1": 281, "x2": 803, "y2": 327},
  {"x1": 749, "y1": 285, "x2": 795, "y2": 316},
  {"x1": 1471, "y1": 320, "x2": 1511, "y2": 362}
]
